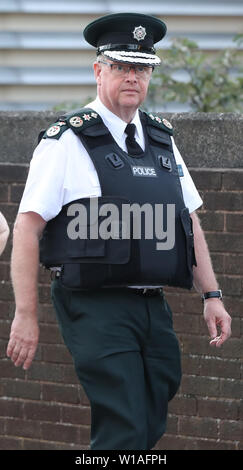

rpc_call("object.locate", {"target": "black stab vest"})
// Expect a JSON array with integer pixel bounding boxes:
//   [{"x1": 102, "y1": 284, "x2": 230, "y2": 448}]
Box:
[{"x1": 40, "y1": 110, "x2": 197, "y2": 290}]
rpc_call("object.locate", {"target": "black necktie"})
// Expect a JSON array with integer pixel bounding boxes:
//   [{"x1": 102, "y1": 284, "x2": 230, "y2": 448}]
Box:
[{"x1": 125, "y1": 123, "x2": 144, "y2": 157}]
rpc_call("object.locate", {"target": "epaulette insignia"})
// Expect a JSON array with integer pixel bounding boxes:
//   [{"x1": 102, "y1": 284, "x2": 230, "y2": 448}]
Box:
[
  {"x1": 64, "y1": 108, "x2": 102, "y2": 133},
  {"x1": 147, "y1": 112, "x2": 173, "y2": 135},
  {"x1": 42, "y1": 120, "x2": 69, "y2": 140}
]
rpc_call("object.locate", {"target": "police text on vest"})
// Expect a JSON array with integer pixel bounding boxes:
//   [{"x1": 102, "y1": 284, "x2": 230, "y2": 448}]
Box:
[{"x1": 131, "y1": 166, "x2": 157, "y2": 177}]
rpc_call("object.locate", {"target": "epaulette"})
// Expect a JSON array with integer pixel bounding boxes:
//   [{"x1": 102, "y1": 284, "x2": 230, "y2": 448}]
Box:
[
  {"x1": 144, "y1": 111, "x2": 173, "y2": 136},
  {"x1": 42, "y1": 108, "x2": 102, "y2": 140},
  {"x1": 42, "y1": 119, "x2": 69, "y2": 140}
]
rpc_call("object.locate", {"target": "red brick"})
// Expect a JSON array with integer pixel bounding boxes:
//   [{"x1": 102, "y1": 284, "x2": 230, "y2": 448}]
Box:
[
  {"x1": 41, "y1": 344, "x2": 72, "y2": 364},
  {"x1": 39, "y1": 323, "x2": 62, "y2": 344},
  {"x1": 226, "y1": 214, "x2": 243, "y2": 233},
  {"x1": 42, "y1": 383, "x2": 80, "y2": 405},
  {"x1": 10, "y1": 185, "x2": 25, "y2": 203},
  {"x1": 0, "y1": 164, "x2": 28, "y2": 182},
  {"x1": 179, "y1": 416, "x2": 218, "y2": 438},
  {"x1": 41, "y1": 422, "x2": 80, "y2": 444},
  {"x1": 220, "y1": 378, "x2": 243, "y2": 399},
  {"x1": 199, "y1": 357, "x2": 241, "y2": 379},
  {"x1": 0, "y1": 184, "x2": 9, "y2": 202},
  {"x1": 173, "y1": 313, "x2": 200, "y2": 334},
  {"x1": 24, "y1": 402, "x2": 60, "y2": 422},
  {"x1": 181, "y1": 375, "x2": 220, "y2": 397},
  {"x1": 61, "y1": 405, "x2": 91, "y2": 425},
  {"x1": 0, "y1": 359, "x2": 26, "y2": 380},
  {"x1": 206, "y1": 233, "x2": 243, "y2": 254},
  {"x1": 198, "y1": 398, "x2": 239, "y2": 420},
  {"x1": 181, "y1": 354, "x2": 200, "y2": 375},
  {"x1": 0, "y1": 203, "x2": 18, "y2": 224},
  {"x1": 203, "y1": 191, "x2": 243, "y2": 211},
  {"x1": 199, "y1": 211, "x2": 224, "y2": 232},
  {"x1": 156, "y1": 434, "x2": 236, "y2": 450},
  {"x1": 5, "y1": 418, "x2": 42, "y2": 439},
  {"x1": 168, "y1": 394, "x2": 197, "y2": 416},
  {"x1": 190, "y1": 170, "x2": 222, "y2": 190},
  {"x1": 0, "y1": 398, "x2": 23, "y2": 418},
  {"x1": 219, "y1": 420, "x2": 243, "y2": 441},
  {"x1": 2, "y1": 379, "x2": 41, "y2": 400},
  {"x1": 26, "y1": 362, "x2": 64, "y2": 383},
  {"x1": 224, "y1": 254, "x2": 243, "y2": 274},
  {"x1": 222, "y1": 171, "x2": 243, "y2": 190},
  {"x1": 0, "y1": 437, "x2": 23, "y2": 450}
]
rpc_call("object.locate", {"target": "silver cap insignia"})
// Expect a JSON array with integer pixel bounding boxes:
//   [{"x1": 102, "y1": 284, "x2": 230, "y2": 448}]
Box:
[{"x1": 133, "y1": 26, "x2": 146, "y2": 42}]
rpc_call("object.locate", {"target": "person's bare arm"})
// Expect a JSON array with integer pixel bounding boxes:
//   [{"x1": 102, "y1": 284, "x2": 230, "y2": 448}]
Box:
[
  {"x1": 6, "y1": 212, "x2": 46, "y2": 370},
  {"x1": 191, "y1": 211, "x2": 232, "y2": 347},
  {"x1": 0, "y1": 211, "x2": 10, "y2": 256}
]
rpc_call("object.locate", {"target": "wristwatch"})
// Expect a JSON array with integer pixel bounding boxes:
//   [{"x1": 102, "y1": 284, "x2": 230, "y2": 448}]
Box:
[{"x1": 201, "y1": 290, "x2": 223, "y2": 302}]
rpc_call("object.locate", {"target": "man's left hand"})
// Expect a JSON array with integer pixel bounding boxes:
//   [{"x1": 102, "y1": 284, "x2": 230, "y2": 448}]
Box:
[{"x1": 203, "y1": 299, "x2": 232, "y2": 347}]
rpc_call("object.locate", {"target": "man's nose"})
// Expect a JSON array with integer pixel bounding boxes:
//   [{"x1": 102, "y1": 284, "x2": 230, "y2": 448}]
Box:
[{"x1": 125, "y1": 68, "x2": 137, "y2": 80}]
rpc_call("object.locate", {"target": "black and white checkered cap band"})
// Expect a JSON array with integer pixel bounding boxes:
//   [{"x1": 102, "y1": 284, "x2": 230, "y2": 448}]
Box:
[{"x1": 103, "y1": 50, "x2": 161, "y2": 66}]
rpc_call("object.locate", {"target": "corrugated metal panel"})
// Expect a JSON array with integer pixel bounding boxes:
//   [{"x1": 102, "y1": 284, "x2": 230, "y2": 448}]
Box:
[
  {"x1": 0, "y1": 1, "x2": 242, "y2": 110},
  {"x1": 1, "y1": 0, "x2": 243, "y2": 15},
  {"x1": 0, "y1": 32, "x2": 239, "y2": 50}
]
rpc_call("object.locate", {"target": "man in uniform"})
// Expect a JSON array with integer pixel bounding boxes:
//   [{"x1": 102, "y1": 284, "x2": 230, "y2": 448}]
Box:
[{"x1": 6, "y1": 13, "x2": 231, "y2": 450}]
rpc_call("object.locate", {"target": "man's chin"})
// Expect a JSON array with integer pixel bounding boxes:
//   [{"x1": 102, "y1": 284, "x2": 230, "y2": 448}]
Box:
[{"x1": 120, "y1": 95, "x2": 141, "y2": 108}]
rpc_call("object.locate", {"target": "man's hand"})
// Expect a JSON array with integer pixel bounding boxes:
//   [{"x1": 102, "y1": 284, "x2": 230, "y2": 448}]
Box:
[
  {"x1": 203, "y1": 299, "x2": 232, "y2": 347},
  {"x1": 6, "y1": 212, "x2": 46, "y2": 370},
  {"x1": 7, "y1": 312, "x2": 39, "y2": 370}
]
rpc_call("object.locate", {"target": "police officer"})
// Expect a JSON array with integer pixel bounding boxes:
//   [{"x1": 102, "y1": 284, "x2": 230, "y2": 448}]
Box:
[{"x1": 7, "y1": 13, "x2": 231, "y2": 450}]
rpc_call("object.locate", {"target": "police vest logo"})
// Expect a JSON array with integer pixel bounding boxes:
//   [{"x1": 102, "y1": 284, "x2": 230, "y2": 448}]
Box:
[
  {"x1": 132, "y1": 166, "x2": 157, "y2": 177},
  {"x1": 133, "y1": 26, "x2": 146, "y2": 41}
]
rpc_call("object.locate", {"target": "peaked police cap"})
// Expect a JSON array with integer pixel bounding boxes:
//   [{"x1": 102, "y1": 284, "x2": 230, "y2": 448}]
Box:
[{"x1": 83, "y1": 13, "x2": 167, "y2": 67}]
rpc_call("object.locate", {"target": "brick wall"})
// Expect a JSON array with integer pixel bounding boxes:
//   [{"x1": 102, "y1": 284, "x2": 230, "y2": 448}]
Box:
[{"x1": 0, "y1": 113, "x2": 242, "y2": 450}]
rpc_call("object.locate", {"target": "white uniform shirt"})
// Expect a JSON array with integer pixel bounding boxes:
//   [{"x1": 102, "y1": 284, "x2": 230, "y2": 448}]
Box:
[{"x1": 19, "y1": 96, "x2": 202, "y2": 220}]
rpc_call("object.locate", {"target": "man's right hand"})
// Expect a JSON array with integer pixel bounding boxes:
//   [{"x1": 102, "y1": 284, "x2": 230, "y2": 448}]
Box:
[{"x1": 6, "y1": 312, "x2": 39, "y2": 370}]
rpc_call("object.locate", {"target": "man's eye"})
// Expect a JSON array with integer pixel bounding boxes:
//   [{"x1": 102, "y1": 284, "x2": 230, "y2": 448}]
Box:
[
  {"x1": 116, "y1": 65, "x2": 124, "y2": 72},
  {"x1": 137, "y1": 67, "x2": 145, "y2": 72}
]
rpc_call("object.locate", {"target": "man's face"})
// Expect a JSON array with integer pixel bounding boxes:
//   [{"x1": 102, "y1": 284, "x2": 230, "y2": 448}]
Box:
[{"x1": 94, "y1": 58, "x2": 153, "y2": 119}]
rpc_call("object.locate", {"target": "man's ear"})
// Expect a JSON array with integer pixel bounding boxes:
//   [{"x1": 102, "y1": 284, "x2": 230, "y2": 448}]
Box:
[{"x1": 93, "y1": 62, "x2": 102, "y2": 85}]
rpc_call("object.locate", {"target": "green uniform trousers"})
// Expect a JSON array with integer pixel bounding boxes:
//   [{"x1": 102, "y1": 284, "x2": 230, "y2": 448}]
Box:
[{"x1": 51, "y1": 280, "x2": 181, "y2": 450}]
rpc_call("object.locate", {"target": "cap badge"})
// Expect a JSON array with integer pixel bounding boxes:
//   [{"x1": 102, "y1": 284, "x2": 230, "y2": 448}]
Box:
[{"x1": 133, "y1": 26, "x2": 146, "y2": 42}]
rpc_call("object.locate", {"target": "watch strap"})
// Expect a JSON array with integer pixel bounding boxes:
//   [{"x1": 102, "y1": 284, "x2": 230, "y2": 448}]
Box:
[{"x1": 201, "y1": 290, "x2": 223, "y2": 302}]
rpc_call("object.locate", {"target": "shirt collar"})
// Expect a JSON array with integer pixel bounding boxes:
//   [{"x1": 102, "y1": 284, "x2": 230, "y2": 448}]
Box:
[{"x1": 88, "y1": 96, "x2": 143, "y2": 141}]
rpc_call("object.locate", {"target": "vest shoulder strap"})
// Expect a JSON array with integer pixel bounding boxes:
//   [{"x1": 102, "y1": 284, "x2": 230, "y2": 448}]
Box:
[
  {"x1": 60, "y1": 108, "x2": 103, "y2": 135},
  {"x1": 40, "y1": 118, "x2": 69, "y2": 141},
  {"x1": 41, "y1": 108, "x2": 103, "y2": 141},
  {"x1": 142, "y1": 110, "x2": 173, "y2": 136}
]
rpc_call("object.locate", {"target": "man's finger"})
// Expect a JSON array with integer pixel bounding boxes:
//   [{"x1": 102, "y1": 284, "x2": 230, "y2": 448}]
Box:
[
  {"x1": 23, "y1": 347, "x2": 37, "y2": 370},
  {"x1": 205, "y1": 317, "x2": 217, "y2": 339},
  {"x1": 14, "y1": 347, "x2": 29, "y2": 367},
  {"x1": 6, "y1": 339, "x2": 16, "y2": 357}
]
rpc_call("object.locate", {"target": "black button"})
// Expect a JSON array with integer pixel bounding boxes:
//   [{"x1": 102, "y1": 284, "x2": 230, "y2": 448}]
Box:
[
  {"x1": 105, "y1": 153, "x2": 124, "y2": 169},
  {"x1": 158, "y1": 155, "x2": 172, "y2": 171}
]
